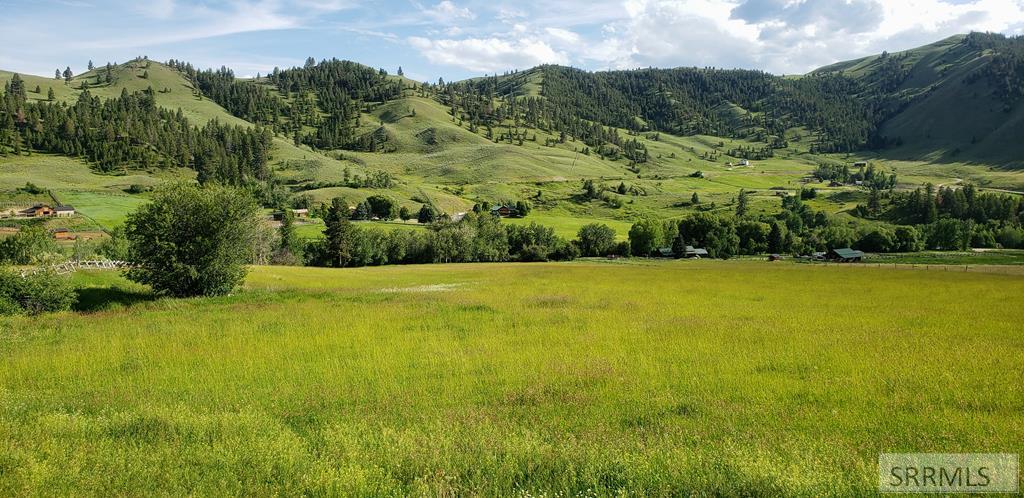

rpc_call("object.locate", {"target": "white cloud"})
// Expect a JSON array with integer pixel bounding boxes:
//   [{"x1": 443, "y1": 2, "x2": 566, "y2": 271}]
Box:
[
  {"x1": 576, "y1": 0, "x2": 1024, "y2": 73},
  {"x1": 418, "y1": 1, "x2": 476, "y2": 23},
  {"x1": 409, "y1": 35, "x2": 568, "y2": 72},
  {"x1": 4, "y1": 0, "x2": 1024, "y2": 79},
  {"x1": 545, "y1": 27, "x2": 581, "y2": 45}
]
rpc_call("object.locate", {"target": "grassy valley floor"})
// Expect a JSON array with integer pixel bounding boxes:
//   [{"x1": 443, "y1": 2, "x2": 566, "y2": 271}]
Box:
[{"x1": 1, "y1": 261, "x2": 1022, "y2": 495}]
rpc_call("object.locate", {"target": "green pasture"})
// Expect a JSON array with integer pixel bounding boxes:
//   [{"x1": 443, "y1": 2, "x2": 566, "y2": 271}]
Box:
[{"x1": 1, "y1": 261, "x2": 1021, "y2": 495}]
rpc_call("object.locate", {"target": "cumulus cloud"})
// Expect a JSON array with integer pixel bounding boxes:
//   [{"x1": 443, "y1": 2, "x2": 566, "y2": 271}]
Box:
[
  {"x1": 732, "y1": 0, "x2": 884, "y2": 34},
  {"x1": 409, "y1": 35, "x2": 568, "y2": 72},
  {"x1": 4, "y1": 0, "x2": 1024, "y2": 78},
  {"x1": 579, "y1": 0, "x2": 1024, "y2": 73}
]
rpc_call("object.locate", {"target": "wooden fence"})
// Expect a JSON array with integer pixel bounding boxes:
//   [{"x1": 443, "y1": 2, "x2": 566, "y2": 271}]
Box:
[{"x1": 20, "y1": 260, "x2": 133, "y2": 277}]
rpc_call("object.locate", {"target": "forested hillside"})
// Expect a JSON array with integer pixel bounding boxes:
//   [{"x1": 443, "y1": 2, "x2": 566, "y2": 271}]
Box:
[
  {"x1": 0, "y1": 74, "x2": 272, "y2": 185},
  {"x1": 124, "y1": 33, "x2": 1023, "y2": 171},
  {"x1": 815, "y1": 33, "x2": 1024, "y2": 162},
  {"x1": 166, "y1": 58, "x2": 405, "y2": 150}
]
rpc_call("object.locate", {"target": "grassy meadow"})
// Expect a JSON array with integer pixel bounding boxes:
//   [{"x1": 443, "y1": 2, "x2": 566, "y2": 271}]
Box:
[{"x1": 1, "y1": 261, "x2": 1022, "y2": 495}]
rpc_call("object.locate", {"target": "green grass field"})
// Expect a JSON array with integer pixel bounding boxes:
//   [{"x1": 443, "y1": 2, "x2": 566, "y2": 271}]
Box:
[{"x1": 1, "y1": 261, "x2": 1021, "y2": 495}]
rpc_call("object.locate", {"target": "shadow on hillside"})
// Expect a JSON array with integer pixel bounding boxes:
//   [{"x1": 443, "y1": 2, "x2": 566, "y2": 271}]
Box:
[{"x1": 74, "y1": 287, "x2": 157, "y2": 313}]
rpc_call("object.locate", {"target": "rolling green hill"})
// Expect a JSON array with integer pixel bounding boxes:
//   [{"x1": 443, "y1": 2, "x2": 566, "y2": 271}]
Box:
[
  {"x1": 2, "y1": 34, "x2": 1023, "y2": 239},
  {"x1": 813, "y1": 34, "x2": 1024, "y2": 164}
]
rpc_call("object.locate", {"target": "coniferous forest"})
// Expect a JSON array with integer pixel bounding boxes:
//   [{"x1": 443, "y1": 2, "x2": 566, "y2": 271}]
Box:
[{"x1": 0, "y1": 75, "x2": 272, "y2": 185}]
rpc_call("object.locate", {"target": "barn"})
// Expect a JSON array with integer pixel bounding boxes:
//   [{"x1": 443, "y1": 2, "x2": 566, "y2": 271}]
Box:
[{"x1": 828, "y1": 248, "x2": 865, "y2": 262}]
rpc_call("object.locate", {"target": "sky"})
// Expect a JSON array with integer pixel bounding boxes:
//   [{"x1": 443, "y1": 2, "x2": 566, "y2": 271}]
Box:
[{"x1": 1, "y1": 0, "x2": 1023, "y2": 82}]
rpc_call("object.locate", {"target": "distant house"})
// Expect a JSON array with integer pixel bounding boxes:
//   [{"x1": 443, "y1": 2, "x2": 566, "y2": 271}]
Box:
[
  {"x1": 656, "y1": 247, "x2": 675, "y2": 258},
  {"x1": 19, "y1": 204, "x2": 55, "y2": 217},
  {"x1": 54, "y1": 205, "x2": 75, "y2": 217},
  {"x1": 739, "y1": 159, "x2": 750, "y2": 167},
  {"x1": 271, "y1": 208, "x2": 309, "y2": 221},
  {"x1": 490, "y1": 205, "x2": 517, "y2": 217},
  {"x1": 52, "y1": 228, "x2": 76, "y2": 240},
  {"x1": 684, "y1": 246, "x2": 709, "y2": 259},
  {"x1": 828, "y1": 248, "x2": 864, "y2": 262}
]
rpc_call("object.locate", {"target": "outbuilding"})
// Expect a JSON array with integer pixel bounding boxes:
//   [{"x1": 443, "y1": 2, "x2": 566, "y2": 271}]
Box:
[
  {"x1": 828, "y1": 248, "x2": 864, "y2": 262},
  {"x1": 684, "y1": 246, "x2": 709, "y2": 259}
]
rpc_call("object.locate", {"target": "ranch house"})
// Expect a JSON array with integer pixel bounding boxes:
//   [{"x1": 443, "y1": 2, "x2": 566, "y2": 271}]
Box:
[
  {"x1": 20, "y1": 204, "x2": 55, "y2": 217},
  {"x1": 490, "y1": 205, "x2": 518, "y2": 217},
  {"x1": 16, "y1": 204, "x2": 75, "y2": 218},
  {"x1": 271, "y1": 208, "x2": 310, "y2": 221}
]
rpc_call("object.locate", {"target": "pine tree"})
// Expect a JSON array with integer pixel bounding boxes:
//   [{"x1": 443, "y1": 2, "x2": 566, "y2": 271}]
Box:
[
  {"x1": 47, "y1": 87, "x2": 55, "y2": 101},
  {"x1": 417, "y1": 204, "x2": 437, "y2": 224},
  {"x1": 63, "y1": 67, "x2": 73, "y2": 84},
  {"x1": 88, "y1": 60, "x2": 94, "y2": 71},
  {"x1": 55, "y1": 69, "x2": 62, "y2": 80},
  {"x1": 735, "y1": 189, "x2": 750, "y2": 217},
  {"x1": 691, "y1": 192, "x2": 700, "y2": 205},
  {"x1": 323, "y1": 198, "x2": 356, "y2": 267},
  {"x1": 397, "y1": 66, "x2": 404, "y2": 76},
  {"x1": 279, "y1": 209, "x2": 296, "y2": 252},
  {"x1": 353, "y1": 201, "x2": 371, "y2": 220}
]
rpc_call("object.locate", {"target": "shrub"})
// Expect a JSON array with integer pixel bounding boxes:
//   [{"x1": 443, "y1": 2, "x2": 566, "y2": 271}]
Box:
[
  {"x1": 124, "y1": 183, "x2": 262, "y2": 297},
  {"x1": 519, "y1": 244, "x2": 550, "y2": 262},
  {"x1": 97, "y1": 226, "x2": 131, "y2": 260},
  {"x1": 0, "y1": 295, "x2": 21, "y2": 316},
  {"x1": 996, "y1": 226, "x2": 1024, "y2": 249},
  {"x1": 0, "y1": 267, "x2": 76, "y2": 316},
  {"x1": 550, "y1": 239, "x2": 580, "y2": 261},
  {"x1": 0, "y1": 225, "x2": 62, "y2": 265},
  {"x1": 856, "y1": 228, "x2": 896, "y2": 253}
]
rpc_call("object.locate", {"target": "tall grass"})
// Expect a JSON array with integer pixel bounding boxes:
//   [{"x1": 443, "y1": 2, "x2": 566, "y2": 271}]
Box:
[{"x1": 1, "y1": 261, "x2": 1022, "y2": 495}]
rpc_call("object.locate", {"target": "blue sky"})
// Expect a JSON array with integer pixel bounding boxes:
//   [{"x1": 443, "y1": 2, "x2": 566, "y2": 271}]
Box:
[{"x1": 2, "y1": 0, "x2": 1023, "y2": 81}]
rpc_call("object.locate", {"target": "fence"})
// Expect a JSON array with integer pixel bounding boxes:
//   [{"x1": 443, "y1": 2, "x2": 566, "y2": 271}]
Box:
[{"x1": 20, "y1": 260, "x2": 134, "y2": 277}]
